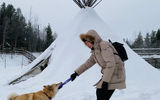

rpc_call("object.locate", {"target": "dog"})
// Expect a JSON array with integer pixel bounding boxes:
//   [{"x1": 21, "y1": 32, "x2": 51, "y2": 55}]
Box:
[{"x1": 8, "y1": 82, "x2": 62, "y2": 100}]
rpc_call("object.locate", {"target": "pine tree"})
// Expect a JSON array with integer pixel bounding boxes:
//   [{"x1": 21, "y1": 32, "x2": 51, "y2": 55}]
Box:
[
  {"x1": 45, "y1": 24, "x2": 54, "y2": 49},
  {"x1": 132, "y1": 32, "x2": 144, "y2": 48},
  {"x1": 144, "y1": 33, "x2": 151, "y2": 48},
  {"x1": 7, "y1": 8, "x2": 25, "y2": 49},
  {"x1": 124, "y1": 38, "x2": 132, "y2": 47},
  {"x1": 156, "y1": 29, "x2": 160, "y2": 47},
  {"x1": 0, "y1": 2, "x2": 50, "y2": 52},
  {"x1": 150, "y1": 31, "x2": 156, "y2": 48},
  {"x1": 26, "y1": 21, "x2": 34, "y2": 51},
  {"x1": 0, "y1": 3, "x2": 6, "y2": 47},
  {"x1": 2, "y1": 4, "x2": 16, "y2": 50}
]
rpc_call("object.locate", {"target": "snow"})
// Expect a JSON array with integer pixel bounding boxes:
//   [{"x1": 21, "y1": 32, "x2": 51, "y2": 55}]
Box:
[
  {"x1": 0, "y1": 8, "x2": 160, "y2": 100},
  {"x1": 32, "y1": 52, "x2": 42, "y2": 57},
  {"x1": 0, "y1": 54, "x2": 30, "y2": 86},
  {"x1": 142, "y1": 55, "x2": 160, "y2": 59}
]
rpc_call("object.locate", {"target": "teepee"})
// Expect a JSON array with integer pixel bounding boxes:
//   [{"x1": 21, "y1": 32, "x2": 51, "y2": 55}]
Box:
[{"x1": 2, "y1": 0, "x2": 160, "y2": 100}]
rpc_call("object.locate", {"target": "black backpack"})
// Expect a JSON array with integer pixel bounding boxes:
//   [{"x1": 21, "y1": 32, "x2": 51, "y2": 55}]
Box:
[{"x1": 108, "y1": 39, "x2": 128, "y2": 62}]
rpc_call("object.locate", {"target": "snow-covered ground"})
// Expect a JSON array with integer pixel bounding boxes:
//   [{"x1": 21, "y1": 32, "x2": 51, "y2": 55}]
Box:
[
  {"x1": 0, "y1": 54, "x2": 30, "y2": 69},
  {"x1": 32, "y1": 52, "x2": 42, "y2": 57},
  {"x1": 0, "y1": 8, "x2": 160, "y2": 100},
  {"x1": 142, "y1": 55, "x2": 160, "y2": 58},
  {"x1": 0, "y1": 54, "x2": 30, "y2": 86}
]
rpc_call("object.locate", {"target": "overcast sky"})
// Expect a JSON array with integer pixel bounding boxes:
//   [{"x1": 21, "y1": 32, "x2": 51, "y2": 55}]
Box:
[{"x1": 1, "y1": 0, "x2": 160, "y2": 40}]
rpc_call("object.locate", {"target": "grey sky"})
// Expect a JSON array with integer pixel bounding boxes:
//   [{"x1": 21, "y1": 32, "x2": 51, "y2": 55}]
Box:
[{"x1": 1, "y1": 0, "x2": 160, "y2": 40}]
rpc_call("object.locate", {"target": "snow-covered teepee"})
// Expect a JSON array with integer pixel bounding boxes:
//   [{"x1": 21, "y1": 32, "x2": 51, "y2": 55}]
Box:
[{"x1": 2, "y1": 0, "x2": 160, "y2": 100}]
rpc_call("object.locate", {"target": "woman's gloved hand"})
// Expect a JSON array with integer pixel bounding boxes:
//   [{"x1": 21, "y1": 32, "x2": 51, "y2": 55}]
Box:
[
  {"x1": 101, "y1": 81, "x2": 108, "y2": 91},
  {"x1": 70, "y1": 72, "x2": 78, "y2": 81}
]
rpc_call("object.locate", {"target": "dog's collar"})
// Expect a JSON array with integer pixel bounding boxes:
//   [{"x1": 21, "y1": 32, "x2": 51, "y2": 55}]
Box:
[{"x1": 43, "y1": 91, "x2": 52, "y2": 100}]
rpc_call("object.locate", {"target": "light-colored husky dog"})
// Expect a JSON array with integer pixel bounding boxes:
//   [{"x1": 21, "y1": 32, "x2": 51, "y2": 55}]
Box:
[{"x1": 8, "y1": 82, "x2": 62, "y2": 100}]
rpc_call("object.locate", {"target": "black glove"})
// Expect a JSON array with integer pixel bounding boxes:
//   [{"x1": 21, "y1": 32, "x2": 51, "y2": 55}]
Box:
[
  {"x1": 70, "y1": 72, "x2": 78, "y2": 81},
  {"x1": 101, "y1": 81, "x2": 108, "y2": 91}
]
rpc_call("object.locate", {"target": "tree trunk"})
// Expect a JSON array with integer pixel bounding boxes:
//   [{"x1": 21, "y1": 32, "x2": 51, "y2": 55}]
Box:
[{"x1": 2, "y1": 18, "x2": 8, "y2": 50}]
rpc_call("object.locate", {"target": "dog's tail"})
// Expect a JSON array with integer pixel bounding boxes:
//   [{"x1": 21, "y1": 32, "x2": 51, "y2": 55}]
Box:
[{"x1": 7, "y1": 93, "x2": 18, "y2": 100}]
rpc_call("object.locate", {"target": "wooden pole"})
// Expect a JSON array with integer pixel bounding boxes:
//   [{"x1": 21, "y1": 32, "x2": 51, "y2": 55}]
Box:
[
  {"x1": 77, "y1": 0, "x2": 85, "y2": 8},
  {"x1": 73, "y1": 0, "x2": 83, "y2": 8},
  {"x1": 88, "y1": 0, "x2": 94, "y2": 7},
  {"x1": 73, "y1": 0, "x2": 102, "y2": 8},
  {"x1": 82, "y1": 0, "x2": 87, "y2": 6},
  {"x1": 90, "y1": 0, "x2": 98, "y2": 7},
  {"x1": 93, "y1": 0, "x2": 102, "y2": 8}
]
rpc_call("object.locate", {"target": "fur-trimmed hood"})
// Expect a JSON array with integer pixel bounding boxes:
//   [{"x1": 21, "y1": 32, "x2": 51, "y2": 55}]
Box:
[{"x1": 80, "y1": 30, "x2": 102, "y2": 44}]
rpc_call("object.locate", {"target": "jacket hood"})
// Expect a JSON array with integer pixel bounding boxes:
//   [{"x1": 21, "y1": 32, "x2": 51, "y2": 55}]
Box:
[{"x1": 80, "y1": 30, "x2": 102, "y2": 44}]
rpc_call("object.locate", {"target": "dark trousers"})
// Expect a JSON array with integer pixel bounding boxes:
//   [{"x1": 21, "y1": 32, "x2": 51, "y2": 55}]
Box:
[{"x1": 96, "y1": 88, "x2": 115, "y2": 100}]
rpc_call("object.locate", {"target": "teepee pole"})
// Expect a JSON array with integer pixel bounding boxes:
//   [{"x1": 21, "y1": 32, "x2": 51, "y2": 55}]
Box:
[
  {"x1": 82, "y1": 0, "x2": 87, "y2": 6},
  {"x1": 73, "y1": 0, "x2": 83, "y2": 8},
  {"x1": 73, "y1": 0, "x2": 102, "y2": 8},
  {"x1": 78, "y1": 0, "x2": 85, "y2": 8},
  {"x1": 90, "y1": 0, "x2": 98, "y2": 7},
  {"x1": 93, "y1": 0, "x2": 102, "y2": 8},
  {"x1": 88, "y1": 0, "x2": 93, "y2": 7}
]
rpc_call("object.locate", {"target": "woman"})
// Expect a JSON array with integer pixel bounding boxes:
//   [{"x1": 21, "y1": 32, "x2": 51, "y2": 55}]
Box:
[{"x1": 70, "y1": 30, "x2": 126, "y2": 100}]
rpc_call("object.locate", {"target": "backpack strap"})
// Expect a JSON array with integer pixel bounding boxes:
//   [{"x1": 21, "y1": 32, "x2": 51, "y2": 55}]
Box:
[
  {"x1": 99, "y1": 41, "x2": 118, "y2": 56},
  {"x1": 108, "y1": 40, "x2": 119, "y2": 56},
  {"x1": 108, "y1": 39, "x2": 112, "y2": 43}
]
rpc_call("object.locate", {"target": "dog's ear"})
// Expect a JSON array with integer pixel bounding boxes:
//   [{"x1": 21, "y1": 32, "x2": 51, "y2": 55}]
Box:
[
  {"x1": 48, "y1": 85, "x2": 53, "y2": 90},
  {"x1": 43, "y1": 85, "x2": 47, "y2": 88}
]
